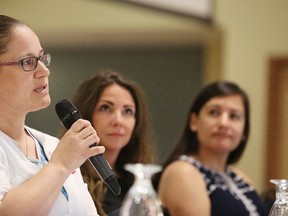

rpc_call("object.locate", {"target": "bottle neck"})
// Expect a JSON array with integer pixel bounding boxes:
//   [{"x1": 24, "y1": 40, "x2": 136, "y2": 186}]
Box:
[{"x1": 276, "y1": 191, "x2": 288, "y2": 200}]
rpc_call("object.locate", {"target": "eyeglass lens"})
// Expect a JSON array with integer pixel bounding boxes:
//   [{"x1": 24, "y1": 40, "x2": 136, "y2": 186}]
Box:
[{"x1": 22, "y1": 54, "x2": 51, "y2": 71}]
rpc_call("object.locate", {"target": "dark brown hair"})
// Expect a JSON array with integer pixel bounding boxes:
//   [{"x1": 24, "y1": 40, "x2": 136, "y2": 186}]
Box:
[
  {"x1": 73, "y1": 70, "x2": 155, "y2": 169},
  {"x1": 71, "y1": 70, "x2": 156, "y2": 215},
  {"x1": 163, "y1": 80, "x2": 250, "y2": 167}
]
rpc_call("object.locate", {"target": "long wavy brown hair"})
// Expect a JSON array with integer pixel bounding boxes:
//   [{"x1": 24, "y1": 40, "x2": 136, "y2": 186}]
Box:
[{"x1": 71, "y1": 70, "x2": 156, "y2": 215}]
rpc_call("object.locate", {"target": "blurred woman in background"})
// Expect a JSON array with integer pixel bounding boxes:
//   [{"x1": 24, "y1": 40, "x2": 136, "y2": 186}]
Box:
[
  {"x1": 71, "y1": 70, "x2": 157, "y2": 215},
  {"x1": 156, "y1": 81, "x2": 268, "y2": 216}
]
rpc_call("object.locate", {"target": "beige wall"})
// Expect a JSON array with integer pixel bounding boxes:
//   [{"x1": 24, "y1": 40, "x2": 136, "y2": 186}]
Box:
[
  {"x1": 1, "y1": 0, "x2": 212, "y2": 161},
  {"x1": 2, "y1": 0, "x2": 288, "y2": 192},
  {"x1": 215, "y1": 0, "x2": 288, "y2": 191}
]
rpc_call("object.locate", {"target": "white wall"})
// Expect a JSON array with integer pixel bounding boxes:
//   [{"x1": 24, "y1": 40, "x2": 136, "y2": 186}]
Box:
[{"x1": 215, "y1": 0, "x2": 288, "y2": 191}]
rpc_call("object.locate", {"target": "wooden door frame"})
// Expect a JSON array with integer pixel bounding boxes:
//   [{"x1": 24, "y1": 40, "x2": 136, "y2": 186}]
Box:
[{"x1": 266, "y1": 56, "x2": 288, "y2": 188}]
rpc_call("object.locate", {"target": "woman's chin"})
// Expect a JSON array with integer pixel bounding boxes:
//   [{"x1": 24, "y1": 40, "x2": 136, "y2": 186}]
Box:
[{"x1": 32, "y1": 97, "x2": 51, "y2": 111}]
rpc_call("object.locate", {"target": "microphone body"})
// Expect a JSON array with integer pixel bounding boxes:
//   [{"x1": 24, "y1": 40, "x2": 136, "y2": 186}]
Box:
[{"x1": 55, "y1": 99, "x2": 121, "y2": 195}]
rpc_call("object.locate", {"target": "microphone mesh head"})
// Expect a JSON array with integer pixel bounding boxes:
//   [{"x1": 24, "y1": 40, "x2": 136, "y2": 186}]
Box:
[
  {"x1": 55, "y1": 99, "x2": 82, "y2": 129},
  {"x1": 55, "y1": 99, "x2": 77, "y2": 121}
]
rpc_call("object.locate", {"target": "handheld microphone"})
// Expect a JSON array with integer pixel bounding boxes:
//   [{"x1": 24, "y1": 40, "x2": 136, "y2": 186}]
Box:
[{"x1": 55, "y1": 99, "x2": 121, "y2": 196}]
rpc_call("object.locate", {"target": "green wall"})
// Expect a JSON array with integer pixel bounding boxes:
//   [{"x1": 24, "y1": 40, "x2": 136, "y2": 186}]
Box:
[{"x1": 26, "y1": 45, "x2": 204, "y2": 160}]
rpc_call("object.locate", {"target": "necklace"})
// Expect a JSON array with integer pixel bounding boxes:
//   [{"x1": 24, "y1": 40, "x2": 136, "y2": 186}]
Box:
[{"x1": 25, "y1": 134, "x2": 29, "y2": 158}]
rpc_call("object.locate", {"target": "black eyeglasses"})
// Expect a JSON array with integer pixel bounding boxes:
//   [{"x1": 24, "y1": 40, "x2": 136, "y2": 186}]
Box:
[{"x1": 0, "y1": 53, "x2": 51, "y2": 72}]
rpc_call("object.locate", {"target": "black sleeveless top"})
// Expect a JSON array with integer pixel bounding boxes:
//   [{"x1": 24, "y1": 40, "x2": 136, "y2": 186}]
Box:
[{"x1": 166, "y1": 155, "x2": 269, "y2": 216}]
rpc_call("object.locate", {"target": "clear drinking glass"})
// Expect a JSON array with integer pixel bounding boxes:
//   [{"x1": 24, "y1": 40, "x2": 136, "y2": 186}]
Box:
[
  {"x1": 119, "y1": 163, "x2": 164, "y2": 216},
  {"x1": 269, "y1": 179, "x2": 288, "y2": 216}
]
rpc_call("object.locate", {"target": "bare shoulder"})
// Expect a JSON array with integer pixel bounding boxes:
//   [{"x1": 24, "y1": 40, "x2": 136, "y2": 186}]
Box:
[
  {"x1": 158, "y1": 160, "x2": 207, "y2": 200},
  {"x1": 162, "y1": 160, "x2": 201, "y2": 178},
  {"x1": 158, "y1": 160, "x2": 210, "y2": 215}
]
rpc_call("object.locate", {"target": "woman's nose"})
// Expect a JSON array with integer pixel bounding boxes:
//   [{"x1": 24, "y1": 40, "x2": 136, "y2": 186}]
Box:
[
  {"x1": 111, "y1": 111, "x2": 124, "y2": 126},
  {"x1": 219, "y1": 113, "x2": 229, "y2": 125},
  {"x1": 34, "y1": 61, "x2": 50, "y2": 78}
]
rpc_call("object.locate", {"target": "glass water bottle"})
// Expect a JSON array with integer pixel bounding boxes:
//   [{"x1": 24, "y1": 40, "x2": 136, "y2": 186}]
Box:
[
  {"x1": 120, "y1": 163, "x2": 164, "y2": 216},
  {"x1": 269, "y1": 179, "x2": 288, "y2": 216}
]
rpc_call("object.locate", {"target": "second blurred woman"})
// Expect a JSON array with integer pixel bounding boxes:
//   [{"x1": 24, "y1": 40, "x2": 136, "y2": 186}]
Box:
[
  {"x1": 155, "y1": 81, "x2": 268, "y2": 216},
  {"x1": 71, "y1": 70, "x2": 156, "y2": 216}
]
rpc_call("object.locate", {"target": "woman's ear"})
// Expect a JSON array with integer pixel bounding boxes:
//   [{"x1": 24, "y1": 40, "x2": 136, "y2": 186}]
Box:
[{"x1": 189, "y1": 113, "x2": 197, "y2": 132}]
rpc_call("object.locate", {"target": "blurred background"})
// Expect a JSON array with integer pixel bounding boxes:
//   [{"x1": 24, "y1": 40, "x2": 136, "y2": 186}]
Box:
[{"x1": 2, "y1": 0, "x2": 288, "y2": 193}]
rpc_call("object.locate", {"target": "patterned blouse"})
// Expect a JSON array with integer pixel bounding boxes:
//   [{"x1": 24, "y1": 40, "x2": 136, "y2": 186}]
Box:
[{"x1": 177, "y1": 155, "x2": 269, "y2": 216}]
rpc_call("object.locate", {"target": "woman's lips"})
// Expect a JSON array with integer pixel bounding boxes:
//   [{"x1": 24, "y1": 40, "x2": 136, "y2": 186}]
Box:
[
  {"x1": 108, "y1": 133, "x2": 124, "y2": 137},
  {"x1": 34, "y1": 84, "x2": 48, "y2": 93}
]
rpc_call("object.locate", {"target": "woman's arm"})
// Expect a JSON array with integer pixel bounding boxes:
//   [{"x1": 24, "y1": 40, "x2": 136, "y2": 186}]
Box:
[
  {"x1": 0, "y1": 119, "x2": 103, "y2": 216},
  {"x1": 158, "y1": 160, "x2": 210, "y2": 216}
]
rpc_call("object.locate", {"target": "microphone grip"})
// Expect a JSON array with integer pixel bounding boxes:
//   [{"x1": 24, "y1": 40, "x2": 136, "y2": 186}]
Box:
[
  {"x1": 89, "y1": 154, "x2": 114, "y2": 180},
  {"x1": 88, "y1": 154, "x2": 120, "y2": 195}
]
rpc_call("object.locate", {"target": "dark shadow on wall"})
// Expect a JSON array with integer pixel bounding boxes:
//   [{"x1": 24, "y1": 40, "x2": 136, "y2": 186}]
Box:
[{"x1": 26, "y1": 45, "x2": 203, "y2": 160}]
